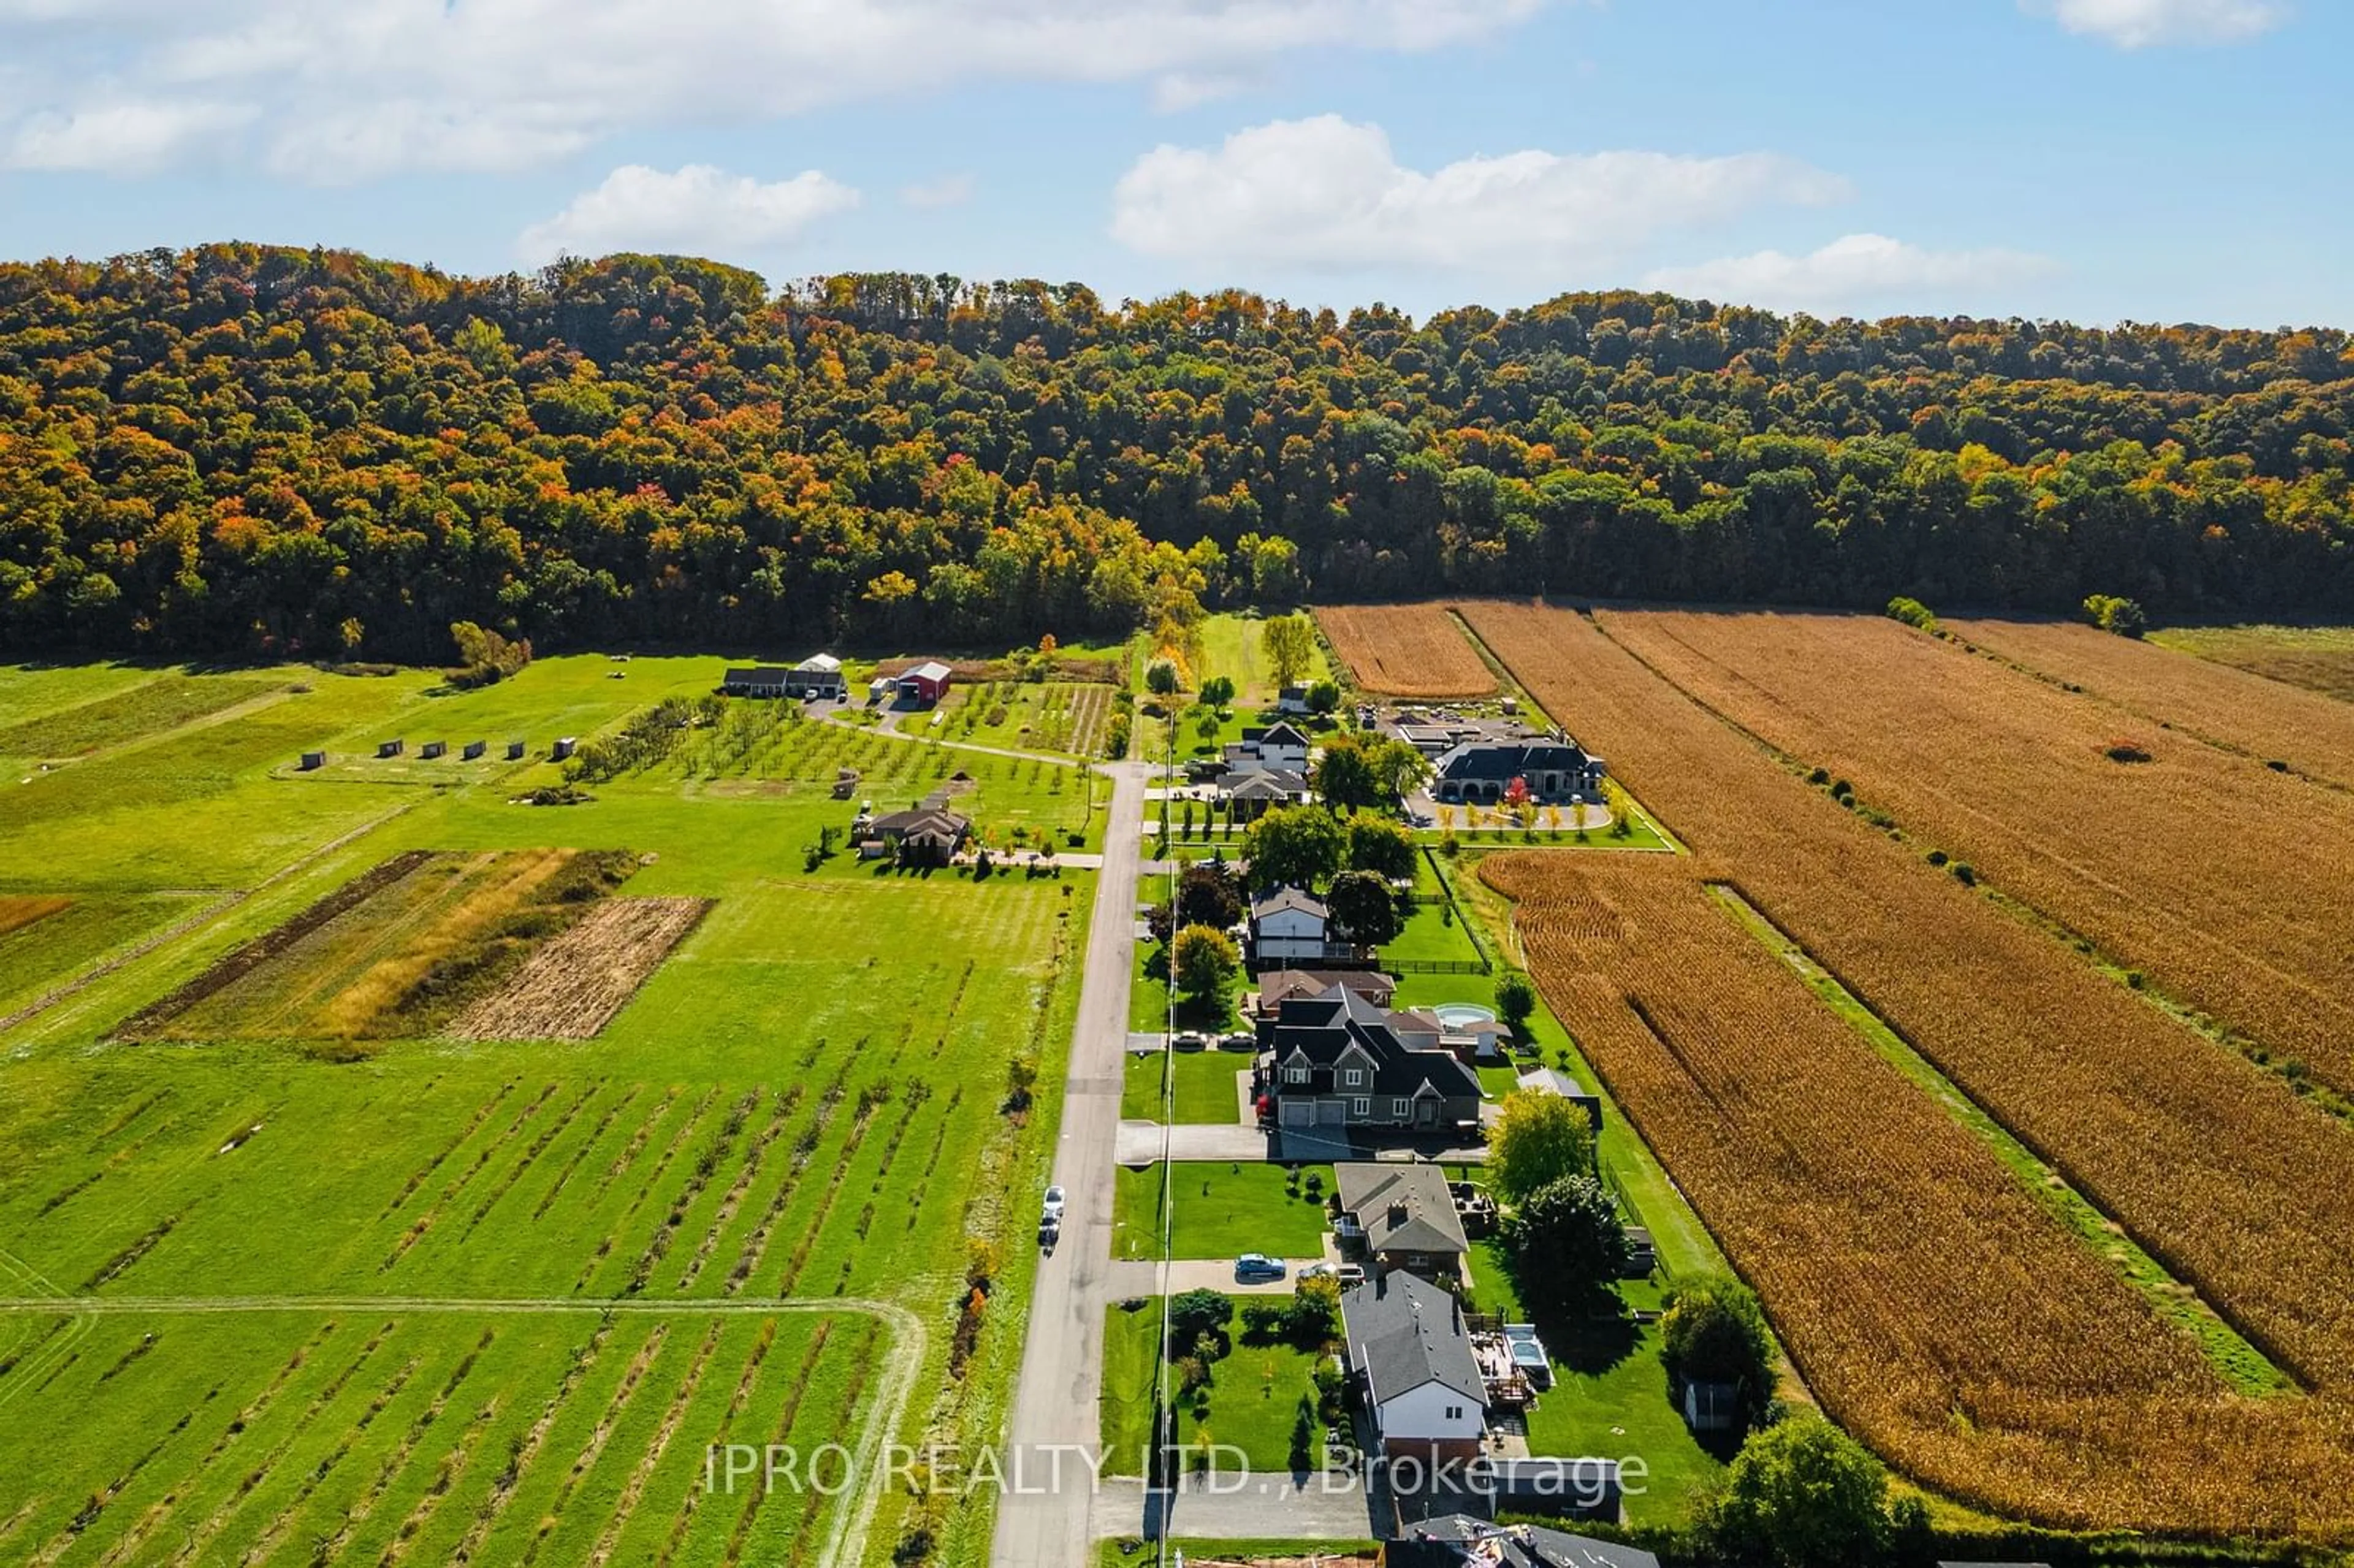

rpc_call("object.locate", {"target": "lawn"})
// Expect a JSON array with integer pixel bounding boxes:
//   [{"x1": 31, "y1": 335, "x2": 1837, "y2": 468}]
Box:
[
  {"x1": 1100, "y1": 1298, "x2": 1335, "y2": 1476},
  {"x1": 1190, "y1": 612, "x2": 1335, "y2": 709},
  {"x1": 1384, "y1": 898, "x2": 1491, "y2": 968},
  {"x1": 0, "y1": 652, "x2": 1099, "y2": 1568},
  {"x1": 1461, "y1": 1249, "x2": 1726, "y2": 1524},
  {"x1": 1129, "y1": 938, "x2": 1243, "y2": 1034},
  {"x1": 1121, "y1": 1046, "x2": 1254, "y2": 1124},
  {"x1": 1111, "y1": 1162, "x2": 1335, "y2": 1262}
]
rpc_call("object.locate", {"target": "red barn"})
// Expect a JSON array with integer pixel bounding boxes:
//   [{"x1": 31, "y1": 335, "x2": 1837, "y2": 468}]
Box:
[{"x1": 898, "y1": 661, "x2": 953, "y2": 707}]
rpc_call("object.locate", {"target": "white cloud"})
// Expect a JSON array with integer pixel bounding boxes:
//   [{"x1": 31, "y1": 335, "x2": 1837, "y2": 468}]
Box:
[
  {"x1": 1150, "y1": 70, "x2": 1257, "y2": 113},
  {"x1": 517, "y1": 163, "x2": 860, "y2": 265},
  {"x1": 899, "y1": 173, "x2": 976, "y2": 210},
  {"x1": 1110, "y1": 115, "x2": 1848, "y2": 276},
  {"x1": 0, "y1": 0, "x2": 1558, "y2": 179},
  {"x1": 1642, "y1": 234, "x2": 2060, "y2": 314},
  {"x1": 2026, "y1": 0, "x2": 2287, "y2": 47},
  {"x1": 7, "y1": 98, "x2": 252, "y2": 171}
]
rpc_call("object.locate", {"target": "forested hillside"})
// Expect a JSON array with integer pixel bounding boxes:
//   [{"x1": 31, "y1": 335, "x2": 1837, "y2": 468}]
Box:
[{"x1": 2, "y1": 243, "x2": 2350, "y2": 660}]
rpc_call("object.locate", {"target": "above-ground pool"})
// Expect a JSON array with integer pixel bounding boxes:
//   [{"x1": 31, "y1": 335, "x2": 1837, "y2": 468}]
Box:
[{"x1": 1431, "y1": 1003, "x2": 1497, "y2": 1028}]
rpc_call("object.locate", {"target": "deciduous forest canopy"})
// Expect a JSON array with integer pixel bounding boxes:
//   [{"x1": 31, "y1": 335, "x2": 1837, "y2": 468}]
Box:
[{"x1": 3, "y1": 243, "x2": 2350, "y2": 660}]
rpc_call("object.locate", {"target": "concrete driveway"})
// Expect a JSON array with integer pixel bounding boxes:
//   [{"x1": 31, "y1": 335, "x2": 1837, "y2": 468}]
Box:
[
  {"x1": 1114, "y1": 1121, "x2": 1273, "y2": 1164},
  {"x1": 1092, "y1": 1473, "x2": 1382, "y2": 1542},
  {"x1": 1103, "y1": 1256, "x2": 1335, "y2": 1300}
]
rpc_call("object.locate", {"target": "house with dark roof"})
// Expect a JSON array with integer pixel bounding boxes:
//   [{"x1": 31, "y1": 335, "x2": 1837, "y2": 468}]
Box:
[
  {"x1": 1342, "y1": 1269, "x2": 1488, "y2": 1463},
  {"x1": 722, "y1": 665, "x2": 793, "y2": 696},
  {"x1": 1224, "y1": 767, "x2": 1311, "y2": 821},
  {"x1": 1335, "y1": 1163, "x2": 1470, "y2": 1280},
  {"x1": 1431, "y1": 739, "x2": 1606, "y2": 807},
  {"x1": 1382, "y1": 1515, "x2": 1660, "y2": 1568},
  {"x1": 724, "y1": 657, "x2": 845, "y2": 701},
  {"x1": 1257, "y1": 985, "x2": 1482, "y2": 1136},
  {"x1": 854, "y1": 805, "x2": 970, "y2": 866}
]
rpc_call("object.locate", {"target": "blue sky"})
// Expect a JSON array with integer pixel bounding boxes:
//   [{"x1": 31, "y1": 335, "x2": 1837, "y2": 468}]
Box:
[{"x1": 0, "y1": 0, "x2": 2341, "y2": 325}]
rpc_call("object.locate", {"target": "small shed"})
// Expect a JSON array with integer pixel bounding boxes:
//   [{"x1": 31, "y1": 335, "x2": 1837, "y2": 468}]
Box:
[
  {"x1": 421, "y1": 740, "x2": 447, "y2": 759},
  {"x1": 1682, "y1": 1379, "x2": 1741, "y2": 1433},
  {"x1": 377, "y1": 739, "x2": 404, "y2": 758},
  {"x1": 897, "y1": 661, "x2": 953, "y2": 707},
  {"x1": 462, "y1": 740, "x2": 487, "y2": 761},
  {"x1": 831, "y1": 767, "x2": 861, "y2": 801},
  {"x1": 506, "y1": 740, "x2": 527, "y2": 760},
  {"x1": 552, "y1": 737, "x2": 577, "y2": 761},
  {"x1": 1515, "y1": 1066, "x2": 1604, "y2": 1134},
  {"x1": 299, "y1": 751, "x2": 326, "y2": 771}
]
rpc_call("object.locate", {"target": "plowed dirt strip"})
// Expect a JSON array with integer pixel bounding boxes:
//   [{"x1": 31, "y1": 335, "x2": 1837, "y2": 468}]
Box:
[
  {"x1": 1593, "y1": 606, "x2": 2354, "y2": 1095},
  {"x1": 1949, "y1": 616, "x2": 2354, "y2": 789},
  {"x1": 449, "y1": 897, "x2": 712, "y2": 1040},
  {"x1": 1482, "y1": 853, "x2": 2354, "y2": 1536},
  {"x1": 1316, "y1": 604, "x2": 1497, "y2": 698},
  {"x1": 1453, "y1": 599, "x2": 2354, "y2": 1402}
]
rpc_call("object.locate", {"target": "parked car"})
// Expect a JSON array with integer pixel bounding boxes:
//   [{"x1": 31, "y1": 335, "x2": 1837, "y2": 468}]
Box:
[
  {"x1": 1041, "y1": 1186, "x2": 1066, "y2": 1227},
  {"x1": 1233, "y1": 1254, "x2": 1287, "y2": 1282},
  {"x1": 1173, "y1": 1032, "x2": 1211, "y2": 1051},
  {"x1": 1300, "y1": 1262, "x2": 1336, "y2": 1280}
]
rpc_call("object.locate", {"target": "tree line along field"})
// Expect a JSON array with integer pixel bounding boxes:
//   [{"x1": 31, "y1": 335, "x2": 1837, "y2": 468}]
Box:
[
  {"x1": 1585, "y1": 606, "x2": 2354, "y2": 1101},
  {"x1": 0, "y1": 652, "x2": 1097, "y2": 1567},
  {"x1": 1477, "y1": 853, "x2": 2353, "y2": 1537},
  {"x1": 1365, "y1": 598, "x2": 2354, "y2": 1543},
  {"x1": 1312, "y1": 605, "x2": 1496, "y2": 699}
]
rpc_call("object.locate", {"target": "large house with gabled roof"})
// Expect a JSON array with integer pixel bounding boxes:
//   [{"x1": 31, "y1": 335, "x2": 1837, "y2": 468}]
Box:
[
  {"x1": 1430, "y1": 737, "x2": 1606, "y2": 807},
  {"x1": 1255, "y1": 983, "x2": 1482, "y2": 1135}
]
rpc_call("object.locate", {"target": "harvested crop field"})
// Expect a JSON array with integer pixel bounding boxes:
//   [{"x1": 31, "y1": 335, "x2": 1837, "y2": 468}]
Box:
[
  {"x1": 1480, "y1": 851, "x2": 2354, "y2": 1536},
  {"x1": 451, "y1": 896, "x2": 712, "y2": 1039},
  {"x1": 1588, "y1": 606, "x2": 2354, "y2": 1097},
  {"x1": 0, "y1": 894, "x2": 70, "y2": 938},
  {"x1": 120, "y1": 848, "x2": 639, "y2": 1041},
  {"x1": 1950, "y1": 617, "x2": 2354, "y2": 789},
  {"x1": 1315, "y1": 605, "x2": 1496, "y2": 698},
  {"x1": 1450, "y1": 599, "x2": 2354, "y2": 1407}
]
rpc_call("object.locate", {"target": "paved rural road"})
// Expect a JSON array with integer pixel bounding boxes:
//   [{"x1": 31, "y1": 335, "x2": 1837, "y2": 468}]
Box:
[{"x1": 994, "y1": 759, "x2": 1155, "y2": 1568}]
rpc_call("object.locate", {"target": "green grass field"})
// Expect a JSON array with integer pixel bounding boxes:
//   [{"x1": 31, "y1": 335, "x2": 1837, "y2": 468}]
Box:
[
  {"x1": 1111, "y1": 1163, "x2": 1334, "y2": 1263},
  {"x1": 1120, "y1": 1048, "x2": 1252, "y2": 1124},
  {"x1": 2150, "y1": 622, "x2": 2354, "y2": 701},
  {"x1": 1099, "y1": 1298, "x2": 1332, "y2": 1477},
  {"x1": 0, "y1": 652, "x2": 1099, "y2": 1567},
  {"x1": 1463, "y1": 1257, "x2": 1726, "y2": 1524}
]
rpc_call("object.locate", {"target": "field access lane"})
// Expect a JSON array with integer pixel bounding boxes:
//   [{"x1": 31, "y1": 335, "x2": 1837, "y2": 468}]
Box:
[{"x1": 994, "y1": 760, "x2": 1151, "y2": 1568}]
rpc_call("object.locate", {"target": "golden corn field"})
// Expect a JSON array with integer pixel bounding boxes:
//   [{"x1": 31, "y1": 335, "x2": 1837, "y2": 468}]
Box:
[
  {"x1": 1453, "y1": 599, "x2": 2354, "y2": 1391},
  {"x1": 1314, "y1": 604, "x2": 1497, "y2": 698},
  {"x1": 1947, "y1": 615, "x2": 2354, "y2": 792},
  {"x1": 1349, "y1": 597, "x2": 2354, "y2": 1536},
  {"x1": 1587, "y1": 606, "x2": 2354, "y2": 1097},
  {"x1": 1479, "y1": 853, "x2": 2354, "y2": 1536}
]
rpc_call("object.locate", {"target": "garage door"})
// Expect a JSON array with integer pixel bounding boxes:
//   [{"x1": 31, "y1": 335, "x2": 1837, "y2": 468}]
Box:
[
  {"x1": 1281, "y1": 1100, "x2": 1312, "y2": 1128},
  {"x1": 1317, "y1": 1100, "x2": 1347, "y2": 1126}
]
